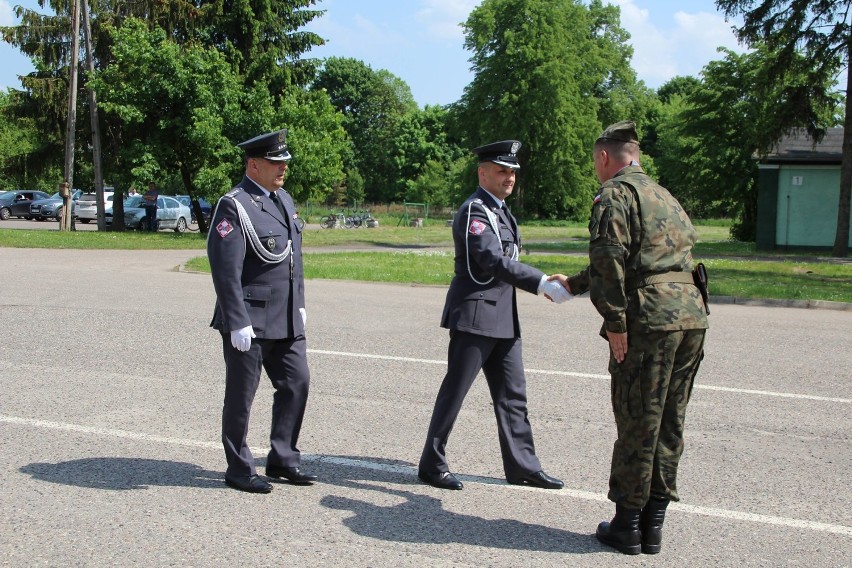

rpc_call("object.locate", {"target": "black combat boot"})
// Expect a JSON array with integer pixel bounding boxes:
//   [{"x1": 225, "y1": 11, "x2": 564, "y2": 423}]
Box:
[
  {"x1": 596, "y1": 504, "x2": 642, "y2": 555},
  {"x1": 640, "y1": 496, "x2": 670, "y2": 554}
]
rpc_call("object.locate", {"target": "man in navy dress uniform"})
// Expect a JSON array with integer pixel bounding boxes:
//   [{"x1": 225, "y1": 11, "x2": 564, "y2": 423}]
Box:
[
  {"x1": 207, "y1": 128, "x2": 317, "y2": 493},
  {"x1": 417, "y1": 140, "x2": 571, "y2": 491}
]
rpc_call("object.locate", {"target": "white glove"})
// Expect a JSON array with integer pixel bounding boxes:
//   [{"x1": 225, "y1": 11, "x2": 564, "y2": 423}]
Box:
[
  {"x1": 299, "y1": 307, "x2": 307, "y2": 327},
  {"x1": 230, "y1": 325, "x2": 255, "y2": 352},
  {"x1": 539, "y1": 278, "x2": 574, "y2": 304}
]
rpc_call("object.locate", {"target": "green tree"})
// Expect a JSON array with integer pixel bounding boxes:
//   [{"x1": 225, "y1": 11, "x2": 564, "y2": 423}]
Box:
[
  {"x1": 0, "y1": 90, "x2": 50, "y2": 190},
  {"x1": 407, "y1": 160, "x2": 452, "y2": 207},
  {"x1": 343, "y1": 167, "x2": 365, "y2": 205},
  {"x1": 586, "y1": 0, "x2": 658, "y2": 131},
  {"x1": 716, "y1": 0, "x2": 851, "y2": 255},
  {"x1": 273, "y1": 90, "x2": 347, "y2": 204},
  {"x1": 456, "y1": 0, "x2": 643, "y2": 220},
  {"x1": 1, "y1": 0, "x2": 84, "y2": 188},
  {"x1": 313, "y1": 57, "x2": 418, "y2": 202},
  {"x1": 655, "y1": 46, "x2": 840, "y2": 239},
  {"x1": 91, "y1": 19, "x2": 346, "y2": 227},
  {"x1": 1, "y1": 0, "x2": 326, "y2": 201},
  {"x1": 395, "y1": 105, "x2": 467, "y2": 204},
  {"x1": 91, "y1": 19, "x2": 249, "y2": 229},
  {"x1": 657, "y1": 76, "x2": 702, "y2": 105}
]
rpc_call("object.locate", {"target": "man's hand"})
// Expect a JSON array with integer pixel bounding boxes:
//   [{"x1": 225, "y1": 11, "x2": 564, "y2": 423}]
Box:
[
  {"x1": 606, "y1": 330, "x2": 628, "y2": 363},
  {"x1": 547, "y1": 274, "x2": 572, "y2": 294},
  {"x1": 230, "y1": 325, "x2": 256, "y2": 352},
  {"x1": 539, "y1": 278, "x2": 574, "y2": 304}
]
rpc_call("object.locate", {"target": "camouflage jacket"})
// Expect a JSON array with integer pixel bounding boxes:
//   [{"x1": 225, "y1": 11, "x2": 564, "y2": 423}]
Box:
[{"x1": 567, "y1": 166, "x2": 708, "y2": 335}]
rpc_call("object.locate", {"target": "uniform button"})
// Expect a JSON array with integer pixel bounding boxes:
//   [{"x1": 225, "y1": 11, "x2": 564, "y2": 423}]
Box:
[{"x1": 479, "y1": 293, "x2": 484, "y2": 297}]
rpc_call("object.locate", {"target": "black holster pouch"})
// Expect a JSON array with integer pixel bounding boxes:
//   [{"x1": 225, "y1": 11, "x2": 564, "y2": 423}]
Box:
[{"x1": 692, "y1": 262, "x2": 710, "y2": 315}]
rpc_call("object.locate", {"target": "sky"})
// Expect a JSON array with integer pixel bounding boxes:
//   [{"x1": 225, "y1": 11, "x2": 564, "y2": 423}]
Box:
[{"x1": 0, "y1": 0, "x2": 745, "y2": 106}]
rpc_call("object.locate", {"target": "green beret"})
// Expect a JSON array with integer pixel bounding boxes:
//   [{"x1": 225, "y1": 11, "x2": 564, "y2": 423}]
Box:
[{"x1": 597, "y1": 121, "x2": 639, "y2": 144}]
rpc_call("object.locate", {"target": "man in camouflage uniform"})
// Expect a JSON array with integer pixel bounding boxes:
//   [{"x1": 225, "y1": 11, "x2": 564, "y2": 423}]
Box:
[{"x1": 551, "y1": 121, "x2": 708, "y2": 555}]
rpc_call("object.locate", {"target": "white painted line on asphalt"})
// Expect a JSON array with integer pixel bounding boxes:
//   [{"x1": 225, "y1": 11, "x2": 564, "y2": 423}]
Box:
[
  {"x1": 308, "y1": 349, "x2": 852, "y2": 404},
  {"x1": 3, "y1": 413, "x2": 851, "y2": 537}
]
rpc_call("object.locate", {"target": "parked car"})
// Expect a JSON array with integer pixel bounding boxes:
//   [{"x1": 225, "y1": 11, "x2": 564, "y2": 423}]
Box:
[
  {"x1": 106, "y1": 195, "x2": 191, "y2": 232},
  {"x1": 29, "y1": 190, "x2": 83, "y2": 221},
  {"x1": 175, "y1": 195, "x2": 212, "y2": 224},
  {"x1": 0, "y1": 190, "x2": 51, "y2": 220},
  {"x1": 75, "y1": 190, "x2": 115, "y2": 223}
]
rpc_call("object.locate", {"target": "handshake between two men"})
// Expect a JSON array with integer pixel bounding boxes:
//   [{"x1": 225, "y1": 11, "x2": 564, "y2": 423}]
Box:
[{"x1": 539, "y1": 274, "x2": 574, "y2": 304}]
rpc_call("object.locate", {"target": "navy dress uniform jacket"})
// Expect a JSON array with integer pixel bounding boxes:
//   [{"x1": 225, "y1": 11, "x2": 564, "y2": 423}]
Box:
[
  {"x1": 208, "y1": 177, "x2": 305, "y2": 339},
  {"x1": 420, "y1": 187, "x2": 547, "y2": 479},
  {"x1": 208, "y1": 177, "x2": 310, "y2": 479},
  {"x1": 441, "y1": 187, "x2": 544, "y2": 338}
]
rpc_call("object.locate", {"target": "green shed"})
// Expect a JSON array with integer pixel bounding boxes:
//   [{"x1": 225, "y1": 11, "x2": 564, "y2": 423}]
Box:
[{"x1": 756, "y1": 127, "x2": 850, "y2": 250}]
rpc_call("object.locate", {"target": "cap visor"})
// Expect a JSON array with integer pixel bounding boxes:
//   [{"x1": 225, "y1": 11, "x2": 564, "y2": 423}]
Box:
[
  {"x1": 492, "y1": 159, "x2": 520, "y2": 170},
  {"x1": 264, "y1": 151, "x2": 291, "y2": 162}
]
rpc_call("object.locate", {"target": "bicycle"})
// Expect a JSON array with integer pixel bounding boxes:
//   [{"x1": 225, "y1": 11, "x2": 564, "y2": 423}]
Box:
[{"x1": 319, "y1": 212, "x2": 352, "y2": 229}]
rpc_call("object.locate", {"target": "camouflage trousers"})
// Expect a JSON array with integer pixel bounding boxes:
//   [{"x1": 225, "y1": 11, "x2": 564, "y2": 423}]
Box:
[{"x1": 607, "y1": 328, "x2": 706, "y2": 509}]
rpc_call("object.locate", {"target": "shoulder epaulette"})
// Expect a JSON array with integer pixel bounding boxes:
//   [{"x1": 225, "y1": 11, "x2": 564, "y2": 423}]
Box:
[{"x1": 225, "y1": 188, "x2": 242, "y2": 198}]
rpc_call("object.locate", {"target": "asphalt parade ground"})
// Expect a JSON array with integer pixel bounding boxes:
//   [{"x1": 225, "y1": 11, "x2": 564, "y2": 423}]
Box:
[{"x1": 1, "y1": 248, "x2": 850, "y2": 567}]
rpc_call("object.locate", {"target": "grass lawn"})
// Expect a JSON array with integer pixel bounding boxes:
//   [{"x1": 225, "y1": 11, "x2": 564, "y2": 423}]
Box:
[
  {"x1": 184, "y1": 250, "x2": 852, "y2": 304},
  {"x1": 4, "y1": 222, "x2": 851, "y2": 304}
]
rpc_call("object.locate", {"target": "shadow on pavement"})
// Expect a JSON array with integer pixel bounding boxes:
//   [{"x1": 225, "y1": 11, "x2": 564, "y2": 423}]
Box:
[
  {"x1": 20, "y1": 457, "x2": 223, "y2": 490},
  {"x1": 309, "y1": 454, "x2": 597, "y2": 555}
]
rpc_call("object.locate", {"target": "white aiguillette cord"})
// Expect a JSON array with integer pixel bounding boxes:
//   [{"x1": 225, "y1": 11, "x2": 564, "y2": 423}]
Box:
[{"x1": 233, "y1": 197, "x2": 292, "y2": 264}]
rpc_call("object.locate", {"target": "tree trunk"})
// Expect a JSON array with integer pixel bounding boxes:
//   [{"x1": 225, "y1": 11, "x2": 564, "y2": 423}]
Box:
[
  {"x1": 178, "y1": 161, "x2": 208, "y2": 234},
  {"x1": 82, "y1": 0, "x2": 107, "y2": 232},
  {"x1": 832, "y1": 41, "x2": 851, "y2": 257},
  {"x1": 61, "y1": 0, "x2": 80, "y2": 233}
]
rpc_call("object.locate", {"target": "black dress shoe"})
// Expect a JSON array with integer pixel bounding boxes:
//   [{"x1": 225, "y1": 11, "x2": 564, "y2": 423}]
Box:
[
  {"x1": 506, "y1": 470, "x2": 564, "y2": 489},
  {"x1": 225, "y1": 474, "x2": 272, "y2": 494},
  {"x1": 266, "y1": 465, "x2": 318, "y2": 485},
  {"x1": 418, "y1": 470, "x2": 463, "y2": 490}
]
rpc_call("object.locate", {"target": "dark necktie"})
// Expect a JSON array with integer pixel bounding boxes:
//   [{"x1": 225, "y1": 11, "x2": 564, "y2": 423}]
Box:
[
  {"x1": 269, "y1": 191, "x2": 288, "y2": 221},
  {"x1": 501, "y1": 205, "x2": 518, "y2": 241}
]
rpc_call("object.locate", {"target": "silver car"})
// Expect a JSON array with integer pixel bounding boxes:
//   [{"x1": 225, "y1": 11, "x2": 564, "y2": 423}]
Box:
[
  {"x1": 76, "y1": 191, "x2": 115, "y2": 223},
  {"x1": 29, "y1": 190, "x2": 83, "y2": 220},
  {"x1": 112, "y1": 195, "x2": 192, "y2": 232}
]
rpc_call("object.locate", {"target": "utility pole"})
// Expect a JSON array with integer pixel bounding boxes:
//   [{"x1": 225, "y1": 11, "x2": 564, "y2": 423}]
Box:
[
  {"x1": 81, "y1": 0, "x2": 107, "y2": 231},
  {"x1": 60, "y1": 0, "x2": 80, "y2": 233}
]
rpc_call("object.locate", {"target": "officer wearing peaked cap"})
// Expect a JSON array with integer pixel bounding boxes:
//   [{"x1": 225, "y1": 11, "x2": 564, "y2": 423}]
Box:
[
  {"x1": 207, "y1": 128, "x2": 316, "y2": 493},
  {"x1": 549, "y1": 121, "x2": 708, "y2": 554},
  {"x1": 417, "y1": 139, "x2": 571, "y2": 491}
]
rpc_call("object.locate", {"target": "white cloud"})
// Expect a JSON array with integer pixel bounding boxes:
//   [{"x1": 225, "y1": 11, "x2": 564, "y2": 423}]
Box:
[
  {"x1": 307, "y1": 12, "x2": 410, "y2": 61},
  {"x1": 415, "y1": 0, "x2": 478, "y2": 41},
  {"x1": 671, "y1": 10, "x2": 743, "y2": 69},
  {"x1": 604, "y1": 0, "x2": 744, "y2": 87},
  {"x1": 0, "y1": 0, "x2": 16, "y2": 26}
]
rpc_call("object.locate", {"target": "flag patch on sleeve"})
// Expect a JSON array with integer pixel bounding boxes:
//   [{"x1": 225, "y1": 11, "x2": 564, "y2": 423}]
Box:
[
  {"x1": 469, "y1": 220, "x2": 487, "y2": 235},
  {"x1": 217, "y1": 218, "x2": 234, "y2": 238},
  {"x1": 593, "y1": 193, "x2": 602, "y2": 204}
]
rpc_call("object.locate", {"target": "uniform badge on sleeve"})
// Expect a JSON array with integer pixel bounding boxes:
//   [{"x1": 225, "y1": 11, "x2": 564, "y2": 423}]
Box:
[
  {"x1": 469, "y1": 220, "x2": 487, "y2": 235},
  {"x1": 593, "y1": 192, "x2": 602, "y2": 205},
  {"x1": 216, "y1": 218, "x2": 234, "y2": 238}
]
